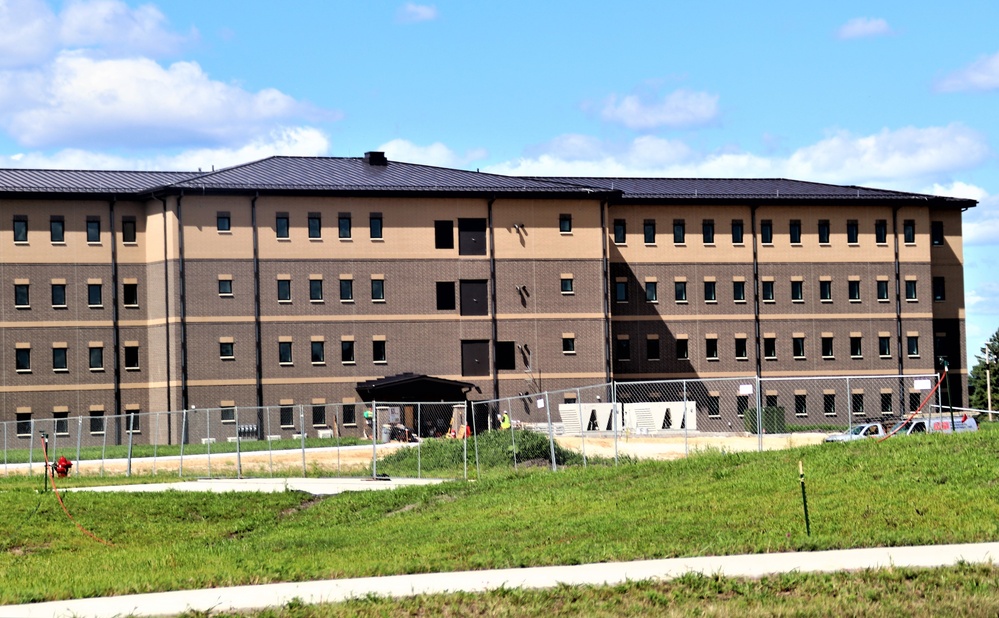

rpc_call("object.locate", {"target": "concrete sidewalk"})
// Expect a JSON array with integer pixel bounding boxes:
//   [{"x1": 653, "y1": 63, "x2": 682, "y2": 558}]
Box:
[{"x1": 3, "y1": 542, "x2": 999, "y2": 618}]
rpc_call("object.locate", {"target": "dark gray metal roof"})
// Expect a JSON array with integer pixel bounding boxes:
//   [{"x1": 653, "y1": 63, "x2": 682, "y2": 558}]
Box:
[
  {"x1": 0, "y1": 168, "x2": 199, "y2": 194},
  {"x1": 537, "y1": 176, "x2": 976, "y2": 205},
  {"x1": 172, "y1": 156, "x2": 594, "y2": 194}
]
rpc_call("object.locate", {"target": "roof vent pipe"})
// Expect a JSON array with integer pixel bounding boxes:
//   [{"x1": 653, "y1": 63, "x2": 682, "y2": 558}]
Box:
[{"x1": 364, "y1": 151, "x2": 388, "y2": 166}]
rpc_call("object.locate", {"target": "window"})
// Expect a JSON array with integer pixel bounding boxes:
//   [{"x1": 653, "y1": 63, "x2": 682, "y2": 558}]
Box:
[
  {"x1": 766, "y1": 393, "x2": 779, "y2": 408},
  {"x1": 276, "y1": 214, "x2": 289, "y2": 239},
  {"x1": 731, "y1": 220, "x2": 744, "y2": 244},
  {"x1": 14, "y1": 283, "x2": 29, "y2": 308},
  {"x1": 277, "y1": 279, "x2": 291, "y2": 302},
  {"x1": 848, "y1": 280, "x2": 861, "y2": 302},
  {"x1": 218, "y1": 278, "x2": 233, "y2": 297},
  {"x1": 311, "y1": 341, "x2": 325, "y2": 364},
  {"x1": 875, "y1": 220, "x2": 888, "y2": 244},
  {"x1": 676, "y1": 339, "x2": 689, "y2": 360},
  {"x1": 907, "y1": 336, "x2": 919, "y2": 357},
  {"x1": 559, "y1": 214, "x2": 572, "y2": 233},
  {"x1": 561, "y1": 335, "x2": 575, "y2": 354},
  {"x1": 614, "y1": 280, "x2": 628, "y2": 303},
  {"x1": 343, "y1": 403, "x2": 356, "y2": 425},
  {"x1": 850, "y1": 337, "x2": 862, "y2": 358},
  {"x1": 903, "y1": 219, "x2": 916, "y2": 244},
  {"x1": 909, "y1": 393, "x2": 922, "y2": 413},
  {"x1": 370, "y1": 213, "x2": 383, "y2": 239},
  {"x1": 54, "y1": 412, "x2": 69, "y2": 436},
  {"x1": 459, "y1": 280, "x2": 488, "y2": 315},
  {"x1": 341, "y1": 340, "x2": 355, "y2": 364},
  {"x1": 122, "y1": 217, "x2": 136, "y2": 243},
  {"x1": 879, "y1": 336, "x2": 891, "y2": 357},
  {"x1": 219, "y1": 406, "x2": 236, "y2": 423},
  {"x1": 373, "y1": 340, "x2": 386, "y2": 363},
  {"x1": 123, "y1": 283, "x2": 138, "y2": 307},
  {"x1": 460, "y1": 340, "x2": 489, "y2": 376},
  {"x1": 50, "y1": 217, "x2": 64, "y2": 243},
  {"x1": 762, "y1": 281, "x2": 774, "y2": 302},
  {"x1": 672, "y1": 219, "x2": 684, "y2": 244},
  {"x1": 13, "y1": 216, "x2": 27, "y2": 243},
  {"x1": 819, "y1": 280, "x2": 832, "y2": 301},
  {"x1": 789, "y1": 220, "x2": 801, "y2": 244},
  {"x1": 646, "y1": 337, "x2": 660, "y2": 360},
  {"x1": 561, "y1": 277, "x2": 574, "y2": 294},
  {"x1": 705, "y1": 338, "x2": 718, "y2": 360},
  {"x1": 733, "y1": 281, "x2": 746, "y2": 302},
  {"x1": 644, "y1": 220, "x2": 657, "y2": 244},
  {"x1": 737, "y1": 396, "x2": 749, "y2": 417},
  {"x1": 458, "y1": 219, "x2": 486, "y2": 255},
  {"x1": 708, "y1": 396, "x2": 720, "y2": 418},
  {"x1": 852, "y1": 393, "x2": 865, "y2": 415},
  {"x1": 821, "y1": 337, "x2": 834, "y2": 358},
  {"x1": 704, "y1": 281, "x2": 716, "y2": 302},
  {"x1": 613, "y1": 219, "x2": 626, "y2": 244},
  {"x1": 125, "y1": 345, "x2": 139, "y2": 370},
  {"x1": 87, "y1": 218, "x2": 100, "y2": 243},
  {"x1": 795, "y1": 394, "x2": 807, "y2": 417},
  {"x1": 278, "y1": 341, "x2": 293, "y2": 365},
  {"x1": 434, "y1": 220, "x2": 454, "y2": 249},
  {"x1": 735, "y1": 338, "x2": 747, "y2": 360},
  {"x1": 280, "y1": 406, "x2": 294, "y2": 429},
  {"x1": 371, "y1": 279, "x2": 385, "y2": 301},
  {"x1": 88, "y1": 284, "x2": 102, "y2": 307},
  {"x1": 124, "y1": 409, "x2": 141, "y2": 434},
  {"x1": 615, "y1": 337, "x2": 631, "y2": 361},
  {"x1": 217, "y1": 212, "x2": 231, "y2": 232},
  {"x1": 847, "y1": 220, "x2": 859, "y2": 244},
  {"x1": 905, "y1": 280, "x2": 917, "y2": 301},
  {"x1": 52, "y1": 283, "x2": 66, "y2": 307},
  {"x1": 219, "y1": 342, "x2": 234, "y2": 360},
  {"x1": 340, "y1": 279, "x2": 353, "y2": 302},
  {"x1": 792, "y1": 337, "x2": 805, "y2": 358},
  {"x1": 824, "y1": 394, "x2": 836, "y2": 416},
  {"x1": 496, "y1": 341, "x2": 516, "y2": 369},
  {"x1": 436, "y1": 282, "x2": 455, "y2": 310},
  {"x1": 338, "y1": 213, "x2": 351, "y2": 239},
  {"x1": 89, "y1": 345, "x2": 104, "y2": 370},
  {"x1": 15, "y1": 347, "x2": 30, "y2": 372},
  {"x1": 645, "y1": 281, "x2": 657, "y2": 302},
  {"x1": 764, "y1": 337, "x2": 776, "y2": 359},
  {"x1": 877, "y1": 280, "x2": 889, "y2": 301},
  {"x1": 791, "y1": 280, "x2": 803, "y2": 302},
  {"x1": 931, "y1": 221, "x2": 944, "y2": 246},
  {"x1": 308, "y1": 213, "x2": 322, "y2": 239},
  {"x1": 881, "y1": 393, "x2": 893, "y2": 414},
  {"x1": 89, "y1": 410, "x2": 105, "y2": 434},
  {"x1": 312, "y1": 405, "x2": 327, "y2": 427},
  {"x1": 16, "y1": 413, "x2": 31, "y2": 437},
  {"x1": 674, "y1": 281, "x2": 687, "y2": 302},
  {"x1": 933, "y1": 277, "x2": 946, "y2": 302},
  {"x1": 703, "y1": 220, "x2": 715, "y2": 244},
  {"x1": 818, "y1": 220, "x2": 830, "y2": 244},
  {"x1": 53, "y1": 346, "x2": 67, "y2": 371},
  {"x1": 310, "y1": 279, "x2": 323, "y2": 302},
  {"x1": 760, "y1": 220, "x2": 773, "y2": 244}
]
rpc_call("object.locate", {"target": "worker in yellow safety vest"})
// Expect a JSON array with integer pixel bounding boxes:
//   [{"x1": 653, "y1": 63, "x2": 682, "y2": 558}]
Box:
[{"x1": 500, "y1": 411, "x2": 511, "y2": 430}]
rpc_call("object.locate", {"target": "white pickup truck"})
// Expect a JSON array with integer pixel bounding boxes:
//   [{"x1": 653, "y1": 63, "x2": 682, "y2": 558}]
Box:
[{"x1": 824, "y1": 422, "x2": 886, "y2": 442}]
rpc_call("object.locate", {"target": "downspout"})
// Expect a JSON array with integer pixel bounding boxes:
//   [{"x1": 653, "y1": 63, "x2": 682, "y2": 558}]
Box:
[
  {"x1": 487, "y1": 196, "x2": 499, "y2": 401},
  {"x1": 892, "y1": 206, "x2": 903, "y2": 377},
  {"x1": 751, "y1": 205, "x2": 762, "y2": 379},
  {"x1": 177, "y1": 193, "x2": 189, "y2": 416},
  {"x1": 109, "y1": 197, "x2": 122, "y2": 445},
  {"x1": 157, "y1": 196, "x2": 173, "y2": 443},
  {"x1": 600, "y1": 200, "x2": 612, "y2": 384},
  {"x1": 251, "y1": 194, "x2": 263, "y2": 416}
]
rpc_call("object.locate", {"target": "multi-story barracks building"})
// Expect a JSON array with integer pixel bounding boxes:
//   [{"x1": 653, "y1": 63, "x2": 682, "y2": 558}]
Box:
[{"x1": 0, "y1": 151, "x2": 974, "y2": 439}]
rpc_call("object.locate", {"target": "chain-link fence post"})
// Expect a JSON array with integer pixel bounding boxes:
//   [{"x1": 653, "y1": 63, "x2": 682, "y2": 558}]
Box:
[
  {"x1": 126, "y1": 412, "x2": 136, "y2": 477},
  {"x1": 756, "y1": 375, "x2": 763, "y2": 452},
  {"x1": 3, "y1": 422, "x2": 7, "y2": 475},
  {"x1": 179, "y1": 407, "x2": 188, "y2": 477},
  {"x1": 416, "y1": 403, "x2": 422, "y2": 479},
  {"x1": 28, "y1": 418, "x2": 35, "y2": 476},
  {"x1": 575, "y1": 388, "x2": 586, "y2": 467},
  {"x1": 471, "y1": 400, "x2": 481, "y2": 479},
  {"x1": 234, "y1": 406, "x2": 243, "y2": 479},
  {"x1": 299, "y1": 405, "x2": 307, "y2": 478},
  {"x1": 542, "y1": 391, "x2": 556, "y2": 472},
  {"x1": 846, "y1": 377, "x2": 852, "y2": 432},
  {"x1": 75, "y1": 416, "x2": 83, "y2": 477}
]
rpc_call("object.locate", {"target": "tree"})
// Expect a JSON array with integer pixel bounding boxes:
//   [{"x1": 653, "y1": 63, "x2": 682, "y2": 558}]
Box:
[{"x1": 968, "y1": 328, "x2": 999, "y2": 414}]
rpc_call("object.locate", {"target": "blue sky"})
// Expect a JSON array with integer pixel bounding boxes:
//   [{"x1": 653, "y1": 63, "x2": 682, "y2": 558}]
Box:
[{"x1": 1, "y1": 0, "x2": 997, "y2": 365}]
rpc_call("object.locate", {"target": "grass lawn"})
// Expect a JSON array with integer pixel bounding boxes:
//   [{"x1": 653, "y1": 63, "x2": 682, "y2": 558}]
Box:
[{"x1": 1, "y1": 426, "x2": 998, "y2": 607}]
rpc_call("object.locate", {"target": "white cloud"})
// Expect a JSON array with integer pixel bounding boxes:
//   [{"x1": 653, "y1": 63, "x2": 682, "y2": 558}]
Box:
[
  {"x1": 1, "y1": 126, "x2": 332, "y2": 171},
  {"x1": 961, "y1": 192, "x2": 999, "y2": 247},
  {"x1": 0, "y1": 0, "x2": 57, "y2": 68},
  {"x1": 59, "y1": 0, "x2": 194, "y2": 57},
  {"x1": 837, "y1": 17, "x2": 891, "y2": 39},
  {"x1": 936, "y1": 51, "x2": 999, "y2": 92},
  {"x1": 2, "y1": 52, "x2": 335, "y2": 149},
  {"x1": 601, "y1": 89, "x2": 719, "y2": 130},
  {"x1": 396, "y1": 3, "x2": 437, "y2": 23},
  {"x1": 378, "y1": 139, "x2": 486, "y2": 167}
]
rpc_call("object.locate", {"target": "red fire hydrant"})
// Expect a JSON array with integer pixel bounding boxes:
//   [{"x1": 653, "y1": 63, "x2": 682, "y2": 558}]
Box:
[{"x1": 53, "y1": 456, "x2": 73, "y2": 478}]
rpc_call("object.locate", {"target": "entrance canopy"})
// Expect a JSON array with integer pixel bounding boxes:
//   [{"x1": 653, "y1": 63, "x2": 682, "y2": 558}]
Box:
[{"x1": 355, "y1": 373, "x2": 474, "y2": 403}]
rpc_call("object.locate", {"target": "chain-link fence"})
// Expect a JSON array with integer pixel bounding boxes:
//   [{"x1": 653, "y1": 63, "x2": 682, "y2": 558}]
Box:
[{"x1": 0, "y1": 373, "x2": 955, "y2": 479}]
